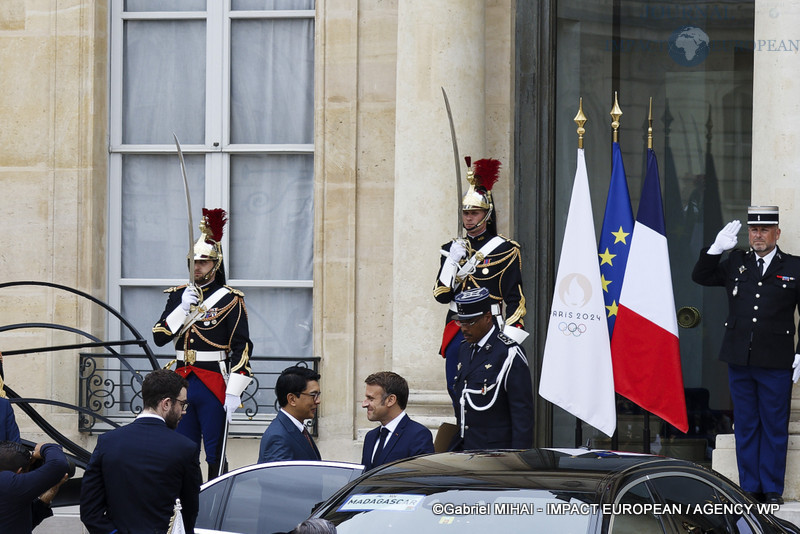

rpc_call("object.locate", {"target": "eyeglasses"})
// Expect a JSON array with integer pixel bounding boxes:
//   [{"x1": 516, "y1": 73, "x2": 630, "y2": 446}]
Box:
[
  {"x1": 297, "y1": 391, "x2": 321, "y2": 401},
  {"x1": 455, "y1": 317, "x2": 482, "y2": 327},
  {"x1": 172, "y1": 398, "x2": 190, "y2": 410}
]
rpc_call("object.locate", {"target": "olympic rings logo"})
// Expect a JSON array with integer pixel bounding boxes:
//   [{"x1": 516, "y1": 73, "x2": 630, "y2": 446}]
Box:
[{"x1": 558, "y1": 322, "x2": 587, "y2": 337}]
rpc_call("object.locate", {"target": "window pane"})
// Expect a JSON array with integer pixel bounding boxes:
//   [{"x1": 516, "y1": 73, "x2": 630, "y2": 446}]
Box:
[
  {"x1": 125, "y1": 0, "x2": 206, "y2": 11},
  {"x1": 222, "y1": 465, "x2": 356, "y2": 534},
  {"x1": 230, "y1": 19, "x2": 314, "y2": 144},
  {"x1": 121, "y1": 154, "x2": 206, "y2": 279},
  {"x1": 232, "y1": 0, "x2": 315, "y2": 10},
  {"x1": 649, "y1": 476, "x2": 729, "y2": 532},
  {"x1": 612, "y1": 482, "x2": 665, "y2": 534},
  {"x1": 229, "y1": 154, "x2": 313, "y2": 280},
  {"x1": 123, "y1": 20, "x2": 206, "y2": 144},
  {"x1": 121, "y1": 286, "x2": 177, "y2": 352},
  {"x1": 244, "y1": 288, "x2": 312, "y2": 357}
]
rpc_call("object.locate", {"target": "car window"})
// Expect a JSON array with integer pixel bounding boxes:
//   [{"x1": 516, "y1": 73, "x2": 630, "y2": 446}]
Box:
[
  {"x1": 611, "y1": 481, "x2": 666, "y2": 534},
  {"x1": 218, "y1": 465, "x2": 361, "y2": 534},
  {"x1": 195, "y1": 477, "x2": 229, "y2": 530},
  {"x1": 648, "y1": 475, "x2": 756, "y2": 534}
]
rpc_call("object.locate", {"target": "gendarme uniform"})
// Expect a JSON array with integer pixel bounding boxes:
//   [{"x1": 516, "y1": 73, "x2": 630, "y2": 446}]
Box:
[
  {"x1": 692, "y1": 206, "x2": 800, "y2": 500},
  {"x1": 449, "y1": 288, "x2": 533, "y2": 451},
  {"x1": 153, "y1": 208, "x2": 253, "y2": 478},
  {"x1": 433, "y1": 157, "x2": 526, "y2": 405}
]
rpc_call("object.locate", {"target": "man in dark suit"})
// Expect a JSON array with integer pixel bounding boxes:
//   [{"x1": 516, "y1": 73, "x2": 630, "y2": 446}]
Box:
[
  {"x1": 0, "y1": 441, "x2": 69, "y2": 534},
  {"x1": 693, "y1": 206, "x2": 800, "y2": 506},
  {"x1": 450, "y1": 287, "x2": 534, "y2": 451},
  {"x1": 360, "y1": 371, "x2": 434, "y2": 470},
  {"x1": 80, "y1": 369, "x2": 202, "y2": 533},
  {"x1": 258, "y1": 366, "x2": 322, "y2": 463}
]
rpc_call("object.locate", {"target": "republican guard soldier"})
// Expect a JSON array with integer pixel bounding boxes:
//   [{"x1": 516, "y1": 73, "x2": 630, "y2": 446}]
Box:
[
  {"x1": 434, "y1": 157, "x2": 526, "y2": 406},
  {"x1": 153, "y1": 208, "x2": 253, "y2": 480}
]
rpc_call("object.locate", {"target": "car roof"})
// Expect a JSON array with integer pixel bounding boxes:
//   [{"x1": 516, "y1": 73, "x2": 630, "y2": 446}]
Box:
[{"x1": 349, "y1": 449, "x2": 696, "y2": 495}]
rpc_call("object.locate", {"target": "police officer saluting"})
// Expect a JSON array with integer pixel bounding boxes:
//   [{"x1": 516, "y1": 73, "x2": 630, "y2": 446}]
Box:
[
  {"x1": 692, "y1": 205, "x2": 800, "y2": 505},
  {"x1": 449, "y1": 287, "x2": 533, "y2": 451},
  {"x1": 153, "y1": 208, "x2": 253, "y2": 480}
]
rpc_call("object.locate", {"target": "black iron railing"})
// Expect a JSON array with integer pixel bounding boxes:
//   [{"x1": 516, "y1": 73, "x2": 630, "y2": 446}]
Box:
[{"x1": 79, "y1": 353, "x2": 320, "y2": 436}]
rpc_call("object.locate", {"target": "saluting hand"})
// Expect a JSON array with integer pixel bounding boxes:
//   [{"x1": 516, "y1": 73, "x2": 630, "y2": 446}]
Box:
[{"x1": 708, "y1": 220, "x2": 741, "y2": 255}]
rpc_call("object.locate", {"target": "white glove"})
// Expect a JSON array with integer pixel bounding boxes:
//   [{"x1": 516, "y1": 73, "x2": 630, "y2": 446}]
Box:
[
  {"x1": 224, "y1": 393, "x2": 241, "y2": 423},
  {"x1": 180, "y1": 286, "x2": 198, "y2": 314},
  {"x1": 793, "y1": 354, "x2": 800, "y2": 384},
  {"x1": 448, "y1": 240, "x2": 467, "y2": 263},
  {"x1": 708, "y1": 220, "x2": 741, "y2": 255}
]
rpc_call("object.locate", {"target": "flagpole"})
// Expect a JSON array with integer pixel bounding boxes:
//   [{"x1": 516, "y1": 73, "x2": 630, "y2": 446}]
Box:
[
  {"x1": 609, "y1": 92, "x2": 622, "y2": 452},
  {"x1": 573, "y1": 98, "x2": 587, "y2": 448},
  {"x1": 641, "y1": 97, "x2": 654, "y2": 454}
]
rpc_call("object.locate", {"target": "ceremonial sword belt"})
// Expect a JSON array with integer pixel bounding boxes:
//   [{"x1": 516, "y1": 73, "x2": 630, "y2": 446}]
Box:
[{"x1": 176, "y1": 350, "x2": 226, "y2": 365}]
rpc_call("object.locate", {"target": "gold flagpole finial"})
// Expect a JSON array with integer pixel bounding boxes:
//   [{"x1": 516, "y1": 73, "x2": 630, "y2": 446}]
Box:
[
  {"x1": 574, "y1": 97, "x2": 587, "y2": 149},
  {"x1": 647, "y1": 97, "x2": 654, "y2": 149},
  {"x1": 610, "y1": 91, "x2": 622, "y2": 143}
]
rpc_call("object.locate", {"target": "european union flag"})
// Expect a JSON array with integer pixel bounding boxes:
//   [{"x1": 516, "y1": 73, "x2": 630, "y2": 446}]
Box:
[{"x1": 598, "y1": 142, "x2": 634, "y2": 335}]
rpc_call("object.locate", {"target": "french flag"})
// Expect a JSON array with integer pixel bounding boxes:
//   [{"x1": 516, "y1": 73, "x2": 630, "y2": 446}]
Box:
[{"x1": 610, "y1": 148, "x2": 688, "y2": 433}]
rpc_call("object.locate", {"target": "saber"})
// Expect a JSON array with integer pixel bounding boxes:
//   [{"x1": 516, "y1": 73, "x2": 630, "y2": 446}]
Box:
[
  {"x1": 441, "y1": 87, "x2": 463, "y2": 237},
  {"x1": 173, "y1": 133, "x2": 202, "y2": 305}
]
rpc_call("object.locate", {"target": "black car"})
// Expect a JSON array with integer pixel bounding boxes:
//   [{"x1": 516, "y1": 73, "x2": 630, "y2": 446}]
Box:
[{"x1": 312, "y1": 449, "x2": 800, "y2": 533}]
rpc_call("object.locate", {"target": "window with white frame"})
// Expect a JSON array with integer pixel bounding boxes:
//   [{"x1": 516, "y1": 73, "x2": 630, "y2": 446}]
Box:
[{"x1": 107, "y1": 0, "x2": 314, "y2": 428}]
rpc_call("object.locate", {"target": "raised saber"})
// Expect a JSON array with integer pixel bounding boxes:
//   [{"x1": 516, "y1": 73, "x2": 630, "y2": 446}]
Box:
[
  {"x1": 441, "y1": 87, "x2": 463, "y2": 237},
  {"x1": 172, "y1": 133, "x2": 202, "y2": 305}
]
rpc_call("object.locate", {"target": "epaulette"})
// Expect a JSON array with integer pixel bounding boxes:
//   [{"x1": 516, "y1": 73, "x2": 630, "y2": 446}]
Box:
[
  {"x1": 497, "y1": 331, "x2": 516, "y2": 346},
  {"x1": 497, "y1": 234, "x2": 521, "y2": 248},
  {"x1": 164, "y1": 285, "x2": 188, "y2": 293},
  {"x1": 226, "y1": 286, "x2": 245, "y2": 297}
]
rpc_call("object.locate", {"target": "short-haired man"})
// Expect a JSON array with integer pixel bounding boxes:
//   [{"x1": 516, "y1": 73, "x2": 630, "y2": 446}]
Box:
[
  {"x1": 258, "y1": 366, "x2": 322, "y2": 463},
  {"x1": 692, "y1": 206, "x2": 800, "y2": 505},
  {"x1": 360, "y1": 372, "x2": 434, "y2": 470},
  {"x1": 450, "y1": 287, "x2": 534, "y2": 451},
  {"x1": 0, "y1": 441, "x2": 69, "y2": 534},
  {"x1": 80, "y1": 369, "x2": 202, "y2": 533}
]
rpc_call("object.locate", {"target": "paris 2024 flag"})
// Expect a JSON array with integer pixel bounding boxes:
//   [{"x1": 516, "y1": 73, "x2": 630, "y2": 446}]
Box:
[
  {"x1": 611, "y1": 148, "x2": 688, "y2": 433},
  {"x1": 540, "y1": 148, "x2": 616, "y2": 437}
]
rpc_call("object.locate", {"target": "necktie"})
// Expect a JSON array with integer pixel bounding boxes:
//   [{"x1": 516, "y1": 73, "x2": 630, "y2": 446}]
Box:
[
  {"x1": 302, "y1": 428, "x2": 314, "y2": 449},
  {"x1": 373, "y1": 427, "x2": 390, "y2": 464},
  {"x1": 470, "y1": 343, "x2": 479, "y2": 361},
  {"x1": 757, "y1": 258, "x2": 764, "y2": 276}
]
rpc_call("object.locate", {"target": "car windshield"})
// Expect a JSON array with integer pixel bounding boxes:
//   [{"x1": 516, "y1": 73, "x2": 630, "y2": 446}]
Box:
[{"x1": 321, "y1": 488, "x2": 597, "y2": 532}]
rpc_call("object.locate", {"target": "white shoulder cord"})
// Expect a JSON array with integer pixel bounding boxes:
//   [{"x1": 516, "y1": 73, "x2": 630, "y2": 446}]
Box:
[{"x1": 459, "y1": 345, "x2": 524, "y2": 438}]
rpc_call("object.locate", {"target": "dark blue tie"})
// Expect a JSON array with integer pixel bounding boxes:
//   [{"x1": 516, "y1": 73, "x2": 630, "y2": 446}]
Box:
[
  {"x1": 373, "y1": 427, "x2": 390, "y2": 465},
  {"x1": 757, "y1": 258, "x2": 764, "y2": 276}
]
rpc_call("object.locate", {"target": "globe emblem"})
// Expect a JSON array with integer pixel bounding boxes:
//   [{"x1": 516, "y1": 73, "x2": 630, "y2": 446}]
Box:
[{"x1": 668, "y1": 26, "x2": 710, "y2": 67}]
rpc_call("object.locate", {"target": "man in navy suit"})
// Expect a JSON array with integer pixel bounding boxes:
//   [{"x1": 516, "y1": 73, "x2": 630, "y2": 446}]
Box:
[
  {"x1": 258, "y1": 366, "x2": 322, "y2": 463},
  {"x1": 80, "y1": 369, "x2": 202, "y2": 534},
  {"x1": 449, "y1": 287, "x2": 534, "y2": 451},
  {"x1": 361, "y1": 372, "x2": 433, "y2": 471}
]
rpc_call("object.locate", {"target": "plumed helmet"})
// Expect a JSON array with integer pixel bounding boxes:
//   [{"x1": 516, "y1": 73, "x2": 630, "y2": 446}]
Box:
[{"x1": 191, "y1": 208, "x2": 227, "y2": 262}]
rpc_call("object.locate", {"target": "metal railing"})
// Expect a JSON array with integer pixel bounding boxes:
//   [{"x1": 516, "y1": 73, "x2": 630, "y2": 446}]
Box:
[{"x1": 79, "y1": 353, "x2": 320, "y2": 436}]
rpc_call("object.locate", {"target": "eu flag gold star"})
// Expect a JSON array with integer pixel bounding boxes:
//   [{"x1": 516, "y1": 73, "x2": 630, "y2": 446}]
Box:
[
  {"x1": 611, "y1": 226, "x2": 630, "y2": 245},
  {"x1": 599, "y1": 248, "x2": 616, "y2": 266},
  {"x1": 601, "y1": 274, "x2": 612, "y2": 292},
  {"x1": 606, "y1": 300, "x2": 619, "y2": 317}
]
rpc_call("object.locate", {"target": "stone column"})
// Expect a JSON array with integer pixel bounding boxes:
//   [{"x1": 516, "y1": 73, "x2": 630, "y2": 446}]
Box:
[
  {"x1": 392, "y1": 1, "x2": 486, "y2": 427},
  {"x1": 712, "y1": 0, "x2": 800, "y2": 501}
]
